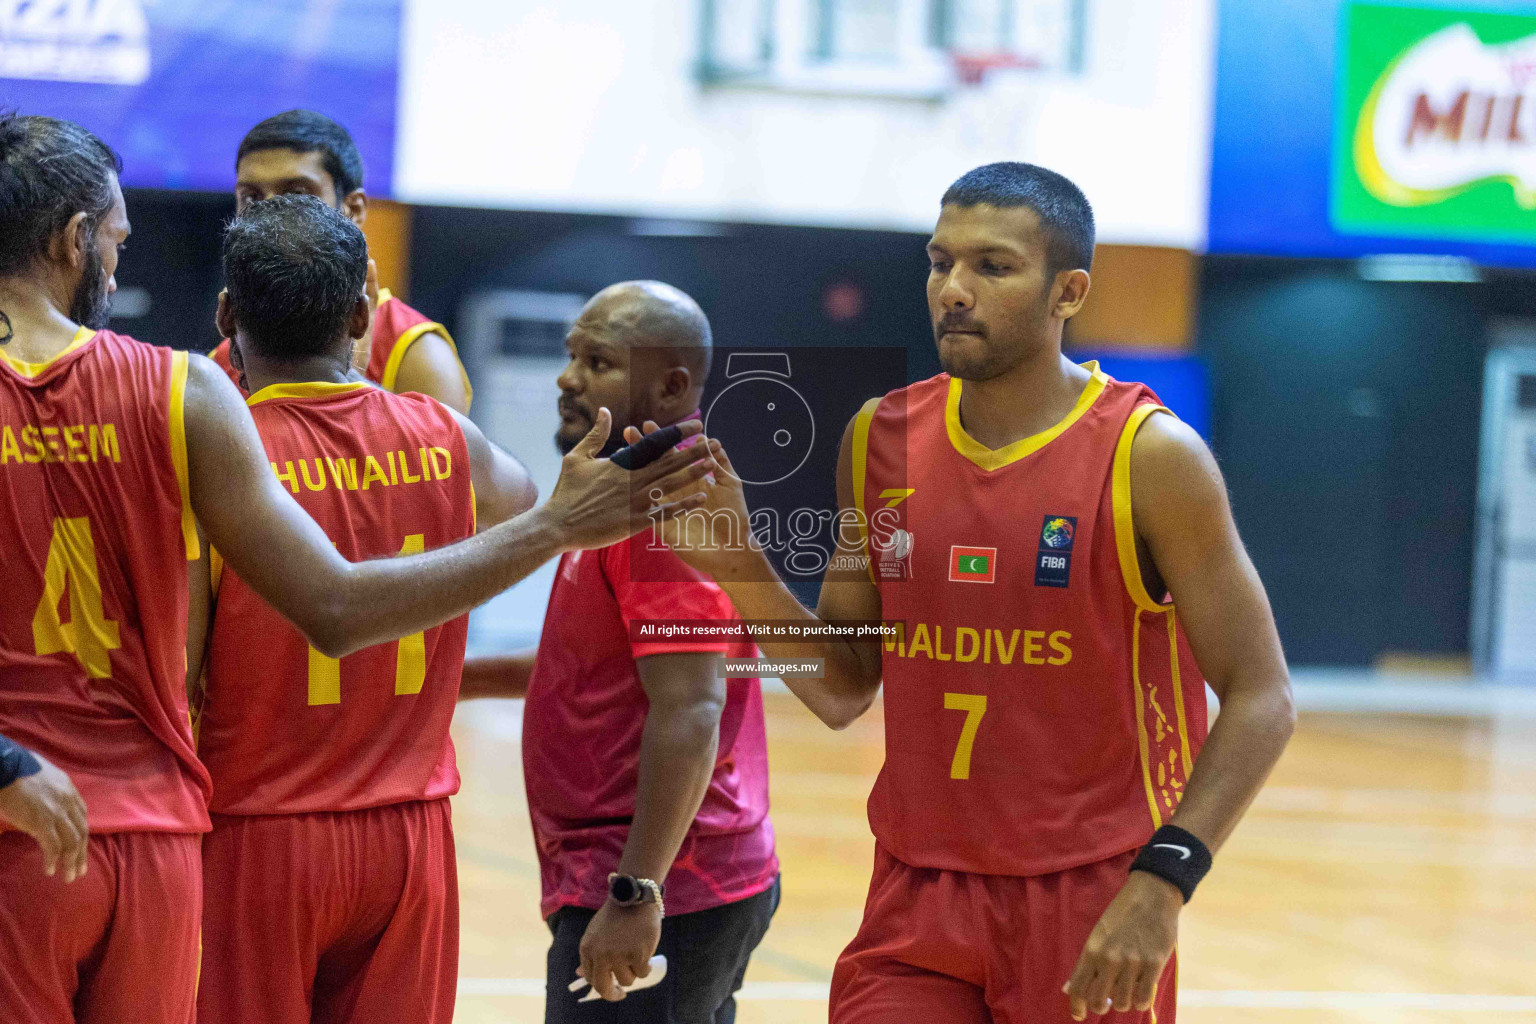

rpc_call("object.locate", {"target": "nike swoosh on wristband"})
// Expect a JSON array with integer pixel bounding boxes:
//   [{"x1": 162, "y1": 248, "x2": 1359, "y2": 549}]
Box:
[{"x1": 1153, "y1": 843, "x2": 1191, "y2": 859}]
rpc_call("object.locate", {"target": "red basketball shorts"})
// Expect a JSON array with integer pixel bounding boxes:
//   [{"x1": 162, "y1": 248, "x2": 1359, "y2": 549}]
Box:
[
  {"x1": 198, "y1": 797, "x2": 458, "y2": 1024},
  {"x1": 831, "y1": 844, "x2": 1177, "y2": 1024},
  {"x1": 0, "y1": 829, "x2": 202, "y2": 1024}
]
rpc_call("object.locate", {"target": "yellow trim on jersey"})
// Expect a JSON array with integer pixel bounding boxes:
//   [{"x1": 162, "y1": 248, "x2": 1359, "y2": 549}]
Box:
[
  {"x1": 1167, "y1": 609, "x2": 1194, "y2": 777},
  {"x1": 209, "y1": 546, "x2": 224, "y2": 598},
  {"x1": 168, "y1": 351, "x2": 200, "y2": 560},
  {"x1": 1112, "y1": 403, "x2": 1175, "y2": 615},
  {"x1": 0, "y1": 326, "x2": 95, "y2": 378},
  {"x1": 469, "y1": 481, "x2": 478, "y2": 534},
  {"x1": 245, "y1": 380, "x2": 370, "y2": 406},
  {"x1": 373, "y1": 288, "x2": 473, "y2": 406},
  {"x1": 379, "y1": 320, "x2": 473, "y2": 409},
  {"x1": 850, "y1": 396, "x2": 882, "y2": 584},
  {"x1": 1130, "y1": 612, "x2": 1164, "y2": 829},
  {"x1": 943, "y1": 361, "x2": 1106, "y2": 472}
]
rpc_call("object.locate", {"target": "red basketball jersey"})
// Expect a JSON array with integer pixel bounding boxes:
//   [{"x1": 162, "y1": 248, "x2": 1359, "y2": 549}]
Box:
[
  {"x1": 855, "y1": 363, "x2": 1207, "y2": 876},
  {"x1": 207, "y1": 290, "x2": 468, "y2": 403},
  {"x1": 0, "y1": 329, "x2": 209, "y2": 834},
  {"x1": 196, "y1": 381, "x2": 474, "y2": 815}
]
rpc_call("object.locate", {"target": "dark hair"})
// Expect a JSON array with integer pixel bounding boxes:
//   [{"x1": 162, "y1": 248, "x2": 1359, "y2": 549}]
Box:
[
  {"x1": 941, "y1": 161, "x2": 1096, "y2": 274},
  {"x1": 237, "y1": 110, "x2": 364, "y2": 199},
  {"x1": 0, "y1": 113, "x2": 122, "y2": 278},
  {"x1": 222, "y1": 194, "x2": 369, "y2": 359}
]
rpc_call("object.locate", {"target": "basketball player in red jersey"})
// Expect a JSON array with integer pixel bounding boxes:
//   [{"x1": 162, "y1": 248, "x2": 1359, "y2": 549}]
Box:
[
  {"x1": 207, "y1": 110, "x2": 472, "y2": 412},
  {"x1": 648, "y1": 162, "x2": 1295, "y2": 1023},
  {"x1": 0, "y1": 114, "x2": 712, "y2": 1024},
  {"x1": 192, "y1": 193, "x2": 537, "y2": 1024}
]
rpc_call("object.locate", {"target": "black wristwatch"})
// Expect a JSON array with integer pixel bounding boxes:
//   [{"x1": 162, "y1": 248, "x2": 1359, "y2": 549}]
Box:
[{"x1": 608, "y1": 873, "x2": 665, "y2": 914}]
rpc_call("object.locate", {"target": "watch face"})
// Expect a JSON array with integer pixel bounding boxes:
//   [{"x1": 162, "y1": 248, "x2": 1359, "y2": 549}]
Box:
[
  {"x1": 611, "y1": 875, "x2": 638, "y2": 903},
  {"x1": 704, "y1": 376, "x2": 815, "y2": 486}
]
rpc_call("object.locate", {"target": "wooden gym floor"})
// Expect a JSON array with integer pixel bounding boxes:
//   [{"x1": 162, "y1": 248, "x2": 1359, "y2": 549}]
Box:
[{"x1": 450, "y1": 692, "x2": 1536, "y2": 1023}]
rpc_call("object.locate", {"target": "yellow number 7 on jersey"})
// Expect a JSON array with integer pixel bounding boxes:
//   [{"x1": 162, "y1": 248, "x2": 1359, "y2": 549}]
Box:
[
  {"x1": 943, "y1": 692, "x2": 987, "y2": 780},
  {"x1": 308, "y1": 534, "x2": 427, "y2": 705}
]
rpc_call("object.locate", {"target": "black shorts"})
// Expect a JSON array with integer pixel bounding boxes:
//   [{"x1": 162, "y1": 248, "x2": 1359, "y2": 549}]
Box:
[{"x1": 543, "y1": 878, "x2": 781, "y2": 1024}]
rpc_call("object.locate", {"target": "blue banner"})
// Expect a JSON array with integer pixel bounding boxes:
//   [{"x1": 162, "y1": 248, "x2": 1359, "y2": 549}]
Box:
[
  {"x1": 0, "y1": 0, "x2": 400, "y2": 194},
  {"x1": 1209, "y1": 0, "x2": 1536, "y2": 266}
]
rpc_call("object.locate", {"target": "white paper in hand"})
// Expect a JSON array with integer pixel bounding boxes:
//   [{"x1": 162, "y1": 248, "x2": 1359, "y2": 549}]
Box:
[{"x1": 569, "y1": 955, "x2": 668, "y2": 1003}]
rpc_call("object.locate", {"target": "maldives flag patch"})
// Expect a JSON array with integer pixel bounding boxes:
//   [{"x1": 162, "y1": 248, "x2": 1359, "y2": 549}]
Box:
[{"x1": 949, "y1": 545, "x2": 996, "y2": 584}]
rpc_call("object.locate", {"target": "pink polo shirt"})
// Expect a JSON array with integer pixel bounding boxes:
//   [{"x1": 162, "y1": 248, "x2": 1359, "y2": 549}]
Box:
[{"x1": 521, "y1": 527, "x2": 778, "y2": 919}]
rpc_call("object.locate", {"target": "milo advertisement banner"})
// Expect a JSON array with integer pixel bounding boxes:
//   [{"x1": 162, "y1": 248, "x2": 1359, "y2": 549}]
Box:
[{"x1": 1332, "y1": 3, "x2": 1536, "y2": 244}]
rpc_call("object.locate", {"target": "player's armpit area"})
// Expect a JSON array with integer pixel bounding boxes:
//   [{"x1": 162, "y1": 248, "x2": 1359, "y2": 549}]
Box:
[
  {"x1": 393, "y1": 331, "x2": 471, "y2": 414},
  {"x1": 1127, "y1": 414, "x2": 1287, "y2": 703},
  {"x1": 185, "y1": 522, "x2": 213, "y2": 706},
  {"x1": 1128, "y1": 413, "x2": 1295, "y2": 852},
  {"x1": 446, "y1": 407, "x2": 538, "y2": 530}
]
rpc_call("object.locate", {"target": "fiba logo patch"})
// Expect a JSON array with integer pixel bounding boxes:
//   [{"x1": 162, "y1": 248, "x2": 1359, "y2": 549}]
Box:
[{"x1": 1035, "y1": 515, "x2": 1076, "y2": 588}]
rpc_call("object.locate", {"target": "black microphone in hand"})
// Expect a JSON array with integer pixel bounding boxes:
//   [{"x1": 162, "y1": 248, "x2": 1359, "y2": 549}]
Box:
[{"x1": 609, "y1": 424, "x2": 685, "y2": 470}]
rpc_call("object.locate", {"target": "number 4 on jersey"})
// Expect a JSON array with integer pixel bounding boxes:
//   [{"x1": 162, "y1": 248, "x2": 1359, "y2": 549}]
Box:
[{"x1": 32, "y1": 516, "x2": 122, "y2": 678}]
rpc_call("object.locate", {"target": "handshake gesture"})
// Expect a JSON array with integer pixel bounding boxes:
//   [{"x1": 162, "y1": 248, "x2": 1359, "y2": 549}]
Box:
[
  {"x1": 541, "y1": 409, "x2": 728, "y2": 553},
  {"x1": 615, "y1": 419, "x2": 762, "y2": 580}
]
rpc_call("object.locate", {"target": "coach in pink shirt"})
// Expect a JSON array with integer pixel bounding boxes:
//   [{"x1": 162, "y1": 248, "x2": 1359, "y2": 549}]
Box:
[{"x1": 462, "y1": 281, "x2": 779, "y2": 1023}]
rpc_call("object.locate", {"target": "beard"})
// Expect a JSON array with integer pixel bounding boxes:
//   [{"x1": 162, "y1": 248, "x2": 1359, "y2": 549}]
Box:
[
  {"x1": 934, "y1": 289, "x2": 1054, "y2": 382},
  {"x1": 554, "y1": 406, "x2": 628, "y2": 459},
  {"x1": 69, "y1": 246, "x2": 112, "y2": 330}
]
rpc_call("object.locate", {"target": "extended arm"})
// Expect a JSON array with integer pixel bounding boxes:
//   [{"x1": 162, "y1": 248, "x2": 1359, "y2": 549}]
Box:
[
  {"x1": 579, "y1": 652, "x2": 727, "y2": 1000},
  {"x1": 182, "y1": 354, "x2": 711, "y2": 658},
  {"x1": 458, "y1": 651, "x2": 537, "y2": 700},
  {"x1": 1065, "y1": 412, "x2": 1294, "y2": 1020}
]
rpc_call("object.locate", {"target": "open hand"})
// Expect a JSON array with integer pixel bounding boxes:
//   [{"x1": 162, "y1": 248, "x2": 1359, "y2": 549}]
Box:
[
  {"x1": 546, "y1": 410, "x2": 712, "y2": 551},
  {"x1": 624, "y1": 421, "x2": 760, "y2": 580}
]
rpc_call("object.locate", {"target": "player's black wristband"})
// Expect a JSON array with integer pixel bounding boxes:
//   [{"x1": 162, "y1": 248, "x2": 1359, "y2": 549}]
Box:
[
  {"x1": 1130, "y1": 825, "x2": 1212, "y2": 903},
  {"x1": 0, "y1": 735, "x2": 43, "y2": 789}
]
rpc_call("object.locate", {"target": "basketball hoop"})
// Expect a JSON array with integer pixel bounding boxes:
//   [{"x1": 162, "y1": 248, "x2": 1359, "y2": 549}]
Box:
[{"x1": 949, "y1": 50, "x2": 1042, "y2": 87}]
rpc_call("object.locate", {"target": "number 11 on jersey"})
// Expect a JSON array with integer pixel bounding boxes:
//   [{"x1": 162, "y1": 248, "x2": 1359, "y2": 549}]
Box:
[{"x1": 308, "y1": 533, "x2": 427, "y2": 705}]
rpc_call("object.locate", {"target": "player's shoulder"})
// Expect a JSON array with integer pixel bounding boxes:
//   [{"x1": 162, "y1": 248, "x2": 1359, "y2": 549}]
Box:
[
  {"x1": 368, "y1": 382, "x2": 470, "y2": 444},
  {"x1": 84, "y1": 329, "x2": 181, "y2": 377},
  {"x1": 1128, "y1": 403, "x2": 1208, "y2": 464},
  {"x1": 1127, "y1": 405, "x2": 1223, "y2": 519},
  {"x1": 376, "y1": 290, "x2": 436, "y2": 330},
  {"x1": 88, "y1": 327, "x2": 150, "y2": 355},
  {"x1": 839, "y1": 372, "x2": 948, "y2": 441}
]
